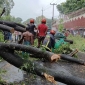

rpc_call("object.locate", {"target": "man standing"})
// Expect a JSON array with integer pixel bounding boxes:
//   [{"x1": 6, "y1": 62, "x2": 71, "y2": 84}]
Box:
[
  {"x1": 37, "y1": 19, "x2": 48, "y2": 48},
  {"x1": 18, "y1": 30, "x2": 33, "y2": 45},
  {"x1": 42, "y1": 30, "x2": 55, "y2": 52},
  {"x1": 26, "y1": 19, "x2": 37, "y2": 45}
]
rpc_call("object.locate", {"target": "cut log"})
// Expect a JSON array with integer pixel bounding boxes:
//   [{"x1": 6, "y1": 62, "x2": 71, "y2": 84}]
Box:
[
  {"x1": 0, "y1": 42, "x2": 84, "y2": 64},
  {"x1": 14, "y1": 25, "x2": 26, "y2": 32},
  {"x1": 60, "y1": 54, "x2": 85, "y2": 65},
  {"x1": 0, "y1": 21, "x2": 26, "y2": 32},
  {"x1": 0, "y1": 42, "x2": 60, "y2": 62},
  {"x1": 15, "y1": 23, "x2": 26, "y2": 28},
  {"x1": 0, "y1": 20, "x2": 16, "y2": 27},
  {"x1": 0, "y1": 51, "x2": 85, "y2": 85},
  {"x1": 64, "y1": 39, "x2": 73, "y2": 44},
  {"x1": 0, "y1": 24, "x2": 14, "y2": 33},
  {"x1": 29, "y1": 53, "x2": 85, "y2": 65}
]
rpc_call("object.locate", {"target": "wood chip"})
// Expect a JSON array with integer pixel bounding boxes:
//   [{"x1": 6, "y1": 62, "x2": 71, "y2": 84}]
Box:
[{"x1": 44, "y1": 73, "x2": 57, "y2": 84}]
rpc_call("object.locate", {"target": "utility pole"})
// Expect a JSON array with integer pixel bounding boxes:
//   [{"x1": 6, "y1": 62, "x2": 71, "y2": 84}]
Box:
[
  {"x1": 50, "y1": 3, "x2": 57, "y2": 23},
  {"x1": 42, "y1": 8, "x2": 43, "y2": 19}
]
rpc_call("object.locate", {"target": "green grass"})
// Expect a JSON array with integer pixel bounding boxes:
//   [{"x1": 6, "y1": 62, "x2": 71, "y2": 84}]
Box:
[{"x1": 67, "y1": 34, "x2": 85, "y2": 52}]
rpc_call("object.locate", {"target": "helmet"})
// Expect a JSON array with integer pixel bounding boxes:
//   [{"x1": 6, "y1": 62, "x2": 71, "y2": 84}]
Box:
[
  {"x1": 50, "y1": 30, "x2": 55, "y2": 35},
  {"x1": 41, "y1": 19, "x2": 46, "y2": 23},
  {"x1": 30, "y1": 19, "x2": 34, "y2": 23}
]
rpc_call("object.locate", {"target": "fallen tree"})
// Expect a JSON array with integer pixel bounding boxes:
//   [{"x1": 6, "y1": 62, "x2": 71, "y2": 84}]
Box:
[
  {"x1": 64, "y1": 39, "x2": 73, "y2": 44},
  {"x1": 14, "y1": 25, "x2": 26, "y2": 32},
  {"x1": 60, "y1": 54, "x2": 85, "y2": 65},
  {"x1": 0, "y1": 42, "x2": 84, "y2": 65},
  {"x1": 0, "y1": 42, "x2": 60, "y2": 62},
  {"x1": 0, "y1": 20, "x2": 16, "y2": 27},
  {"x1": 0, "y1": 24, "x2": 14, "y2": 33},
  {"x1": 15, "y1": 23, "x2": 26, "y2": 28},
  {"x1": 0, "y1": 21, "x2": 26, "y2": 32},
  {"x1": 0, "y1": 50, "x2": 85, "y2": 85}
]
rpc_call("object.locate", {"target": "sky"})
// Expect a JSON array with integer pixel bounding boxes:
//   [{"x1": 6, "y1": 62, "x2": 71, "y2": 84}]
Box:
[{"x1": 10, "y1": 0, "x2": 66, "y2": 21}]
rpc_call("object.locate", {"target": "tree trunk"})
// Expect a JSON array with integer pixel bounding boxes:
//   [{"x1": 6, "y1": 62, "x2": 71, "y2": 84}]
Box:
[
  {"x1": 29, "y1": 53, "x2": 85, "y2": 65},
  {"x1": 60, "y1": 54, "x2": 85, "y2": 65},
  {"x1": 0, "y1": 51, "x2": 85, "y2": 85},
  {"x1": 0, "y1": 21, "x2": 26, "y2": 32},
  {"x1": 15, "y1": 23, "x2": 26, "y2": 28},
  {"x1": 0, "y1": 24, "x2": 14, "y2": 33},
  {"x1": 14, "y1": 25, "x2": 26, "y2": 32},
  {"x1": 0, "y1": 20, "x2": 16, "y2": 27},
  {"x1": 64, "y1": 39, "x2": 73, "y2": 44},
  {"x1": 0, "y1": 42, "x2": 60, "y2": 62},
  {"x1": 0, "y1": 42, "x2": 84, "y2": 64}
]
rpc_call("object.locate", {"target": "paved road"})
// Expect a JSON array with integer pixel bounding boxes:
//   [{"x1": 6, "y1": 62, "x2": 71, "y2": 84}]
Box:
[{"x1": 0, "y1": 52, "x2": 85, "y2": 85}]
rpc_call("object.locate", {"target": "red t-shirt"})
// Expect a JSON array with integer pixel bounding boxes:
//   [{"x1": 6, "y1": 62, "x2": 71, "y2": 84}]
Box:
[{"x1": 38, "y1": 24, "x2": 48, "y2": 37}]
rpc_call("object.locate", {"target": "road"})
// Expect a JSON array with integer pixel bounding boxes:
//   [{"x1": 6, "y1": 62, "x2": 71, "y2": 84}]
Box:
[{"x1": 0, "y1": 52, "x2": 85, "y2": 85}]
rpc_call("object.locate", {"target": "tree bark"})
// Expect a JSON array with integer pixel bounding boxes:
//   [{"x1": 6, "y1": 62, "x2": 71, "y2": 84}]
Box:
[
  {"x1": 14, "y1": 25, "x2": 26, "y2": 32},
  {"x1": 0, "y1": 21, "x2": 26, "y2": 32},
  {"x1": 0, "y1": 42, "x2": 60, "y2": 62},
  {"x1": 15, "y1": 23, "x2": 26, "y2": 28},
  {"x1": 0, "y1": 24, "x2": 14, "y2": 33},
  {"x1": 64, "y1": 39, "x2": 73, "y2": 44},
  {"x1": 0, "y1": 51, "x2": 85, "y2": 85},
  {"x1": 0, "y1": 20, "x2": 16, "y2": 27},
  {"x1": 60, "y1": 54, "x2": 85, "y2": 65},
  {"x1": 0, "y1": 42, "x2": 84, "y2": 64},
  {"x1": 29, "y1": 53, "x2": 85, "y2": 65}
]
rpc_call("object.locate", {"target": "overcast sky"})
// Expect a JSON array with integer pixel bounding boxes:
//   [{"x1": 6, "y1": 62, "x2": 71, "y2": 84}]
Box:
[{"x1": 10, "y1": 0, "x2": 66, "y2": 21}]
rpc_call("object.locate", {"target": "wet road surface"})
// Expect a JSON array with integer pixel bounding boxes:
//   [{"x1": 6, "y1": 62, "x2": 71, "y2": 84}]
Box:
[{"x1": 0, "y1": 52, "x2": 85, "y2": 85}]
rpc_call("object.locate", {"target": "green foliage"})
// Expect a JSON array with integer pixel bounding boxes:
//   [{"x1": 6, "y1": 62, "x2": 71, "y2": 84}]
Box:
[
  {"x1": 0, "y1": 15, "x2": 23, "y2": 24},
  {"x1": 0, "y1": 0, "x2": 23, "y2": 23},
  {"x1": 15, "y1": 17, "x2": 22, "y2": 23},
  {"x1": 0, "y1": 0, "x2": 14, "y2": 15},
  {"x1": 0, "y1": 69, "x2": 7, "y2": 84},
  {"x1": 46, "y1": 18, "x2": 52, "y2": 29},
  {"x1": 0, "y1": 31, "x2": 4, "y2": 42},
  {"x1": 23, "y1": 16, "x2": 52, "y2": 29},
  {"x1": 36, "y1": 16, "x2": 45, "y2": 25},
  {"x1": 68, "y1": 35, "x2": 85, "y2": 52},
  {"x1": 54, "y1": 43, "x2": 72, "y2": 54},
  {"x1": 0, "y1": 31, "x2": 4, "y2": 61},
  {"x1": 57, "y1": 0, "x2": 85, "y2": 14}
]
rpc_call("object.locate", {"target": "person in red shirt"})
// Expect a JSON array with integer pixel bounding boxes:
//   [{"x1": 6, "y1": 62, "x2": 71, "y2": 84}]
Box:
[{"x1": 37, "y1": 19, "x2": 48, "y2": 48}]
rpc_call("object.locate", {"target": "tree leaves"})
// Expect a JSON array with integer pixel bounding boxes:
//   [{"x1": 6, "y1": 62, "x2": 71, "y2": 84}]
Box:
[{"x1": 56, "y1": 0, "x2": 85, "y2": 14}]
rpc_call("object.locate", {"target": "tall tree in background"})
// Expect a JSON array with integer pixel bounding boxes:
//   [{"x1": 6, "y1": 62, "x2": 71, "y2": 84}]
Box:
[
  {"x1": 0, "y1": 0, "x2": 23, "y2": 24},
  {"x1": 23, "y1": 16, "x2": 52, "y2": 29},
  {"x1": 23, "y1": 18, "x2": 35, "y2": 26},
  {"x1": 57, "y1": 0, "x2": 85, "y2": 14},
  {"x1": 0, "y1": 0, "x2": 14, "y2": 15},
  {"x1": 14, "y1": 17, "x2": 22, "y2": 23},
  {"x1": 36, "y1": 16, "x2": 45, "y2": 25}
]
